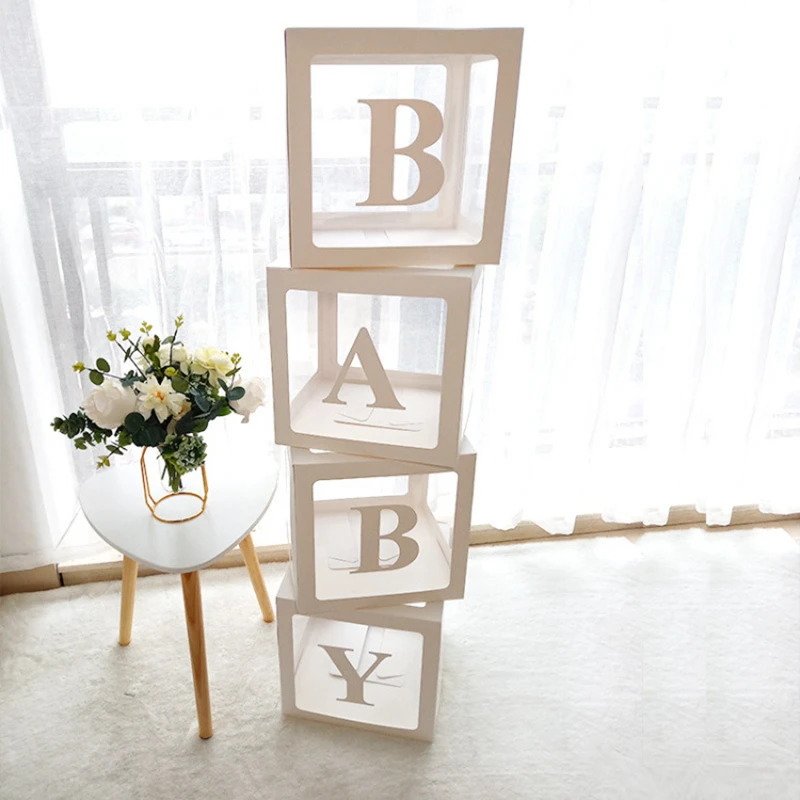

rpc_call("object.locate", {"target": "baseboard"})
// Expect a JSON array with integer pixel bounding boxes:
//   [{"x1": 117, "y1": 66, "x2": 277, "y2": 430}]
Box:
[
  {"x1": 58, "y1": 543, "x2": 291, "y2": 586},
  {"x1": 0, "y1": 564, "x2": 62, "y2": 595},
  {"x1": 2, "y1": 509, "x2": 798, "y2": 595}
]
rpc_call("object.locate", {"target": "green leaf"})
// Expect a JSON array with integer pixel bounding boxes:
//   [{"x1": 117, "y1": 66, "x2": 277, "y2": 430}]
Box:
[
  {"x1": 161, "y1": 335, "x2": 174, "y2": 345},
  {"x1": 141, "y1": 426, "x2": 165, "y2": 447},
  {"x1": 89, "y1": 370, "x2": 104, "y2": 386},
  {"x1": 194, "y1": 394, "x2": 211, "y2": 413},
  {"x1": 74, "y1": 440, "x2": 87, "y2": 450},
  {"x1": 171, "y1": 375, "x2": 189, "y2": 393},
  {"x1": 193, "y1": 419, "x2": 209, "y2": 433},
  {"x1": 217, "y1": 405, "x2": 232, "y2": 417},
  {"x1": 96, "y1": 357, "x2": 110, "y2": 373},
  {"x1": 176, "y1": 414, "x2": 196, "y2": 435},
  {"x1": 118, "y1": 429, "x2": 132, "y2": 447},
  {"x1": 124, "y1": 412, "x2": 145, "y2": 432},
  {"x1": 218, "y1": 378, "x2": 228, "y2": 392},
  {"x1": 227, "y1": 386, "x2": 245, "y2": 401}
]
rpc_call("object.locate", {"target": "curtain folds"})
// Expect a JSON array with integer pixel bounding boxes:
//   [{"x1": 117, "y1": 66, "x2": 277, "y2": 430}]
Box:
[{"x1": 1, "y1": 0, "x2": 799, "y2": 568}]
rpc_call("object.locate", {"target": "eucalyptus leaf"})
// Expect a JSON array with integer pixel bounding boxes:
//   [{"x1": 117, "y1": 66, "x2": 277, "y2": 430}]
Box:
[
  {"x1": 142, "y1": 426, "x2": 165, "y2": 447},
  {"x1": 171, "y1": 375, "x2": 189, "y2": 393},
  {"x1": 162, "y1": 335, "x2": 174, "y2": 345},
  {"x1": 195, "y1": 394, "x2": 211, "y2": 413},
  {"x1": 176, "y1": 414, "x2": 196, "y2": 435},
  {"x1": 96, "y1": 357, "x2": 110, "y2": 372},
  {"x1": 89, "y1": 370, "x2": 104, "y2": 386},
  {"x1": 124, "y1": 412, "x2": 145, "y2": 432},
  {"x1": 227, "y1": 386, "x2": 245, "y2": 401},
  {"x1": 218, "y1": 378, "x2": 228, "y2": 392}
]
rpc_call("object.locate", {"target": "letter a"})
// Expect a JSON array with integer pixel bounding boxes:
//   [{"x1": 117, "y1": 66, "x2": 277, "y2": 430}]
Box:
[
  {"x1": 322, "y1": 327, "x2": 405, "y2": 410},
  {"x1": 356, "y1": 99, "x2": 446, "y2": 206},
  {"x1": 350, "y1": 504, "x2": 420, "y2": 574},
  {"x1": 320, "y1": 646, "x2": 392, "y2": 706}
]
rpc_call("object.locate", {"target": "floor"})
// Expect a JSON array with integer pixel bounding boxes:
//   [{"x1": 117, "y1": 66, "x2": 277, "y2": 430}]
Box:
[{"x1": 1, "y1": 527, "x2": 798, "y2": 799}]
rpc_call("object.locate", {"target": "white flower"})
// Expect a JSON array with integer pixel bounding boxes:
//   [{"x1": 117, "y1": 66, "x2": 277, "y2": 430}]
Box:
[
  {"x1": 158, "y1": 343, "x2": 191, "y2": 374},
  {"x1": 191, "y1": 345, "x2": 235, "y2": 387},
  {"x1": 81, "y1": 382, "x2": 138, "y2": 430},
  {"x1": 136, "y1": 376, "x2": 188, "y2": 423},
  {"x1": 230, "y1": 376, "x2": 266, "y2": 423}
]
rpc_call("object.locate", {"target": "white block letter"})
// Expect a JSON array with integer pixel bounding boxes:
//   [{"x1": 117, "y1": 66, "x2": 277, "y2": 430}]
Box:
[
  {"x1": 356, "y1": 99, "x2": 445, "y2": 206},
  {"x1": 320, "y1": 646, "x2": 392, "y2": 706},
  {"x1": 351, "y1": 504, "x2": 420, "y2": 574},
  {"x1": 322, "y1": 327, "x2": 405, "y2": 410}
]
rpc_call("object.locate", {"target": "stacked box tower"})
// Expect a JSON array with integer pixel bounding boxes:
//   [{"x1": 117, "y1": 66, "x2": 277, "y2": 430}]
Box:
[{"x1": 268, "y1": 27, "x2": 523, "y2": 741}]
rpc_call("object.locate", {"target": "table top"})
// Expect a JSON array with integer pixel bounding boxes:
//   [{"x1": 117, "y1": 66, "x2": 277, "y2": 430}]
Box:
[{"x1": 79, "y1": 447, "x2": 279, "y2": 574}]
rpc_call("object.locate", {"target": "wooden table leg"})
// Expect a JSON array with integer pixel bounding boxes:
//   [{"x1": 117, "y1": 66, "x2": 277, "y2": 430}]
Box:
[
  {"x1": 119, "y1": 556, "x2": 138, "y2": 646},
  {"x1": 239, "y1": 533, "x2": 274, "y2": 623},
  {"x1": 181, "y1": 571, "x2": 212, "y2": 739}
]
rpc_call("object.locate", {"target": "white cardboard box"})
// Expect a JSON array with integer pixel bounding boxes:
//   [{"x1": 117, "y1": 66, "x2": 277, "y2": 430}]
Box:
[
  {"x1": 267, "y1": 265, "x2": 479, "y2": 468},
  {"x1": 289, "y1": 442, "x2": 476, "y2": 614},
  {"x1": 277, "y1": 570, "x2": 444, "y2": 741},
  {"x1": 285, "y1": 27, "x2": 523, "y2": 268}
]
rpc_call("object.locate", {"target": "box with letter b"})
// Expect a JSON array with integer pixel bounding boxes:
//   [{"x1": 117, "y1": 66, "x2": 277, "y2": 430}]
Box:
[{"x1": 289, "y1": 441, "x2": 476, "y2": 615}]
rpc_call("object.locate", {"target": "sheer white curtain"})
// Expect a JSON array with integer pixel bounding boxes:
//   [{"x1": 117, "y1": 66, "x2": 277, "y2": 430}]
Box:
[{"x1": 1, "y1": 0, "x2": 799, "y2": 569}]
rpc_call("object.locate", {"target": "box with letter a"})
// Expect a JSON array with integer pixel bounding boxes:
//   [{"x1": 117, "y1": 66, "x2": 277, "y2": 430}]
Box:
[
  {"x1": 285, "y1": 27, "x2": 523, "y2": 268},
  {"x1": 276, "y1": 570, "x2": 443, "y2": 741},
  {"x1": 289, "y1": 441, "x2": 476, "y2": 614},
  {"x1": 267, "y1": 265, "x2": 479, "y2": 468}
]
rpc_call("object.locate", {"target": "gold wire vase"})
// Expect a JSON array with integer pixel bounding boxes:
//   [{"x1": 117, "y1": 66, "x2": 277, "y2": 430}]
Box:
[{"x1": 140, "y1": 447, "x2": 208, "y2": 523}]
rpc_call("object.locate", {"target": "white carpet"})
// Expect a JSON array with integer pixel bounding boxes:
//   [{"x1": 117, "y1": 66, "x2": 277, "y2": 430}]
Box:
[{"x1": 1, "y1": 528, "x2": 799, "y2": 799}]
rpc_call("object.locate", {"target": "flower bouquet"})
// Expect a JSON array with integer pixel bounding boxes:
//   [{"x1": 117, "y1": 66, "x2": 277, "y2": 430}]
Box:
[{"x1": 52, "y1": 316, "x2": 265, "y2": 500}]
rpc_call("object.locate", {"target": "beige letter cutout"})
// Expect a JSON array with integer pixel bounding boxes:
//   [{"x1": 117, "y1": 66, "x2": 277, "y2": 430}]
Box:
[
  {"x1": 322, "y1": 327, "x2": 405, "y2": 410},
  {"x1": 351, "y1": 504, "x2": 420, "y2": 574},
  {"x1": 356, "y1": 99, "x2": 446, "y2": 206},
  {"x1": 320, "y1": 646, "x2": 392, "y2": 706}
]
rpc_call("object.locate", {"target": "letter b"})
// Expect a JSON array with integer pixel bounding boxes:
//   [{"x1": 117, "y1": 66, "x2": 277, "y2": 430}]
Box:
[
  {"x1": 356, "y1": 99, "x2": 446, "y2": 207},
  {"x1": 351, "y1": 504, "x2": 420, "y2": 574}
]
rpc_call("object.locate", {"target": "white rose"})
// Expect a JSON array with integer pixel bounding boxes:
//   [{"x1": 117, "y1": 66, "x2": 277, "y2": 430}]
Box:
[
  {"x1": 191, "y1": 345, "x2": 235, "y2": 387},
  {"x1": 230, "y1": 376, "x2": 266, "y2": 423},
  {"x1": 157, "y1": 343, "x2": 191, "y2": 374},
  {"x1": 81, "y1": 382, "x2": 138, "y2": 430}
]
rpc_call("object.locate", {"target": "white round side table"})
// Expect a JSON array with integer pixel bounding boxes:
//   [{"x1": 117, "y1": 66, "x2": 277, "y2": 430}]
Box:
[{"x1": 79, "y1": 453, "x2": 279, "y2": 739}]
